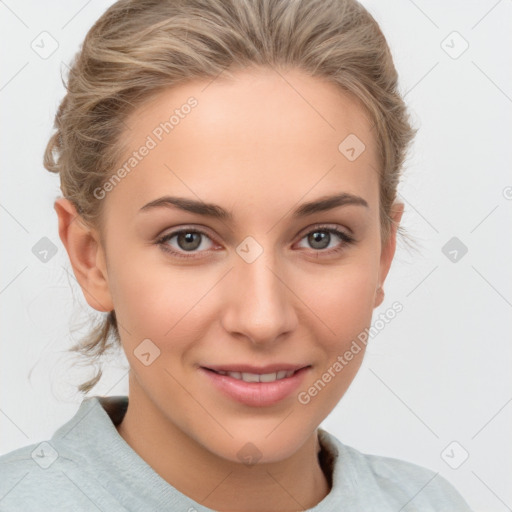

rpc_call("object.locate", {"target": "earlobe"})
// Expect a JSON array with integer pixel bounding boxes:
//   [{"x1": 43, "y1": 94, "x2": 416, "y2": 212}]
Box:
[
  {"x1": 54, "y1": 198, "x2": 114, "y2": 313},
  {"x1": 374, "y1": 285, "x2": 385, "y2": 308}
]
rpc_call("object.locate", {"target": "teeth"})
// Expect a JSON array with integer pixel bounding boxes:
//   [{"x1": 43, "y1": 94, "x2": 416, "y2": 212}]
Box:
[
  {"x1": 242, "y1": 372, "x2": 260, "y2": 382},
  {"x1": 216, "y1": 370, "x2": 296, "y2": 382}
]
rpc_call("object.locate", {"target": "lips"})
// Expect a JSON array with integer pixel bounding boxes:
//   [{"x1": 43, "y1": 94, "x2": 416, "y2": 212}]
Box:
[{"x1": 199, "y1": 363, "x2": 311, "y2": 407}]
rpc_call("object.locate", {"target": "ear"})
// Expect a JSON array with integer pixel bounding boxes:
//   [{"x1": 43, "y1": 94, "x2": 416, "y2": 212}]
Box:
[
  {"x1": 374, "y1": 201, "x2": 404, "y2": 308},
  {"x1": 54, "y1": 198, "x2": 114, "y2": 313}
]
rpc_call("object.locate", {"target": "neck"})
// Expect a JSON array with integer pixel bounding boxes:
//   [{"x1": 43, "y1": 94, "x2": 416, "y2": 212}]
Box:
[{"x1": 115, "y1": 382, "x2": 331, "y2": 511}]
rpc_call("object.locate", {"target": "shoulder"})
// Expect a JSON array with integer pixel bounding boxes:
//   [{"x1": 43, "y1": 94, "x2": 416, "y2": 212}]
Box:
[
  {"x1": 319, "y1": 429, "x2": 473, "y2": 511},
  {"x1": 0, "y1": 396, "x2": 136, "y2": 511},
  {"x1": 0, "y1": 438, "x2": 124, "y2": 511},
  {"x1": 0, "y1": 441, "x2": 71, "y2": 509}
]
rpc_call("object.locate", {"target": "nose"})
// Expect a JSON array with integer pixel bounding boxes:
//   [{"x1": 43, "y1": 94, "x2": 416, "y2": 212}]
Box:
[{"x1": 220, "y1": 247, "x2": 297, "y2": 346}]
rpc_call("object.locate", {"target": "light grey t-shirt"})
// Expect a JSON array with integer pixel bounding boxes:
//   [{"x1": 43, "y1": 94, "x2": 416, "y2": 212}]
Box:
[{"x1": 0, "y1": 395, "x2": 473, "y2": 511}]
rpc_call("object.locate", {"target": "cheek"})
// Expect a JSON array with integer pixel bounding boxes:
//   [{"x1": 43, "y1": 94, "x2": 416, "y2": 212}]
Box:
[
  {"x1": 295, "y1": 264, "x2": 377, "y2": 414},
  {"x1": 293, "y1": 259, "x2": 378, "y2": 344},
  {"x1": 108, "y1": 253, "x2": 216, "y2": 350}
]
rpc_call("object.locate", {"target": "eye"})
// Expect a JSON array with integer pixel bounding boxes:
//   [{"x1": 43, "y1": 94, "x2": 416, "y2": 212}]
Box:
[
  {"x1": 156, "y1": 228, "x2": 216, "y2": 259},
  {"x1": 156, "y1": 224, "x2": 356, "y2": 260},
  {"x1": 296, "y1": 225, "x2": 355, "y2": 255}
]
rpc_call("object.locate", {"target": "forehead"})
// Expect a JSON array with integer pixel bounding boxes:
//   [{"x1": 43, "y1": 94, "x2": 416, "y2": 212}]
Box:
[{"x1": 104, "y1": 67, "x2": 379, "y2": 221}]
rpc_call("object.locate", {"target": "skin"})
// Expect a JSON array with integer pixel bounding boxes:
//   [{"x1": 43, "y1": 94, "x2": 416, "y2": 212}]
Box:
[{"x1": 55, "y1": 66, "x2": 403, "y2": 511}]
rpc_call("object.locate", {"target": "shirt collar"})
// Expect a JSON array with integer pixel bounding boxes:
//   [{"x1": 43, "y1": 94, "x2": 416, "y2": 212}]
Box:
[{"x1": 52, "y1": 395, "x2": 349, "y2": 510}]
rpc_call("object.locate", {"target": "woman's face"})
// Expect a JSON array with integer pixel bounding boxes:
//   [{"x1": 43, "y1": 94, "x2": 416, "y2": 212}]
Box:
[{"x1": 83, "y1": 67, "x2": 402, "y2": 463}]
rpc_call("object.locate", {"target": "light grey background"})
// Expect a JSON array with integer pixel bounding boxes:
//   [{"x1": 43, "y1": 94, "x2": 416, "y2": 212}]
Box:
[{"x1": 1, "y1": 1, "x2": 511, "y2": 510}]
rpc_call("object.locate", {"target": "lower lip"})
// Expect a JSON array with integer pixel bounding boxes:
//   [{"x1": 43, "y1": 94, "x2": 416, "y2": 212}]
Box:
[{"x1": 200, "y1": 367, "x2": 310, "y2": 407}]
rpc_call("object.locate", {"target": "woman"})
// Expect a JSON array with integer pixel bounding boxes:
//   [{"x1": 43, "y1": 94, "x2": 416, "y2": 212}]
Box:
[{"x1": 0, "y1": 0, "x2": 473, "y2": 509}]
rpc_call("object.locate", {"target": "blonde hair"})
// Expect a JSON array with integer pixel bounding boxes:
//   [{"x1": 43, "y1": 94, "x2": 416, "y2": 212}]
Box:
[{"x1": 44, "y1": 0, "x2": 418, "y2": 394}]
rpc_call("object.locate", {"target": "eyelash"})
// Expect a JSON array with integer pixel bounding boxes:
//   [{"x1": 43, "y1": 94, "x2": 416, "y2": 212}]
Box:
[{"x1": 156, "y1": 225, "x2": 356, "y2": 260}]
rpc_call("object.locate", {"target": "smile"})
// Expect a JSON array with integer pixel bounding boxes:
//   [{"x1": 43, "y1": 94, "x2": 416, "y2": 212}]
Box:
[{"x1": 200, "y1": 365, "x2": 311, "y2": 407}]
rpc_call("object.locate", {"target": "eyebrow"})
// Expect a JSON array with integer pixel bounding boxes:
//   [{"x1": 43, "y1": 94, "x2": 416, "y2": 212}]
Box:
[{"x1": 139, "y1": 192, "x2": 369, "y2": 220}]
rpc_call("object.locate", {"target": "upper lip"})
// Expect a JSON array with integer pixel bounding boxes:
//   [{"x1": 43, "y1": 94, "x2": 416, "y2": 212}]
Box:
[{"x1": 202, "y1": 363, "x2": 310, "y2": 374}]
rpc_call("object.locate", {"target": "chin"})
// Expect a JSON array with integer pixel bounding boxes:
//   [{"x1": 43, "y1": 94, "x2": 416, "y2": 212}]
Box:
[{"x1": 195, "y1": 416, "x2": 319, "y2": 466}]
